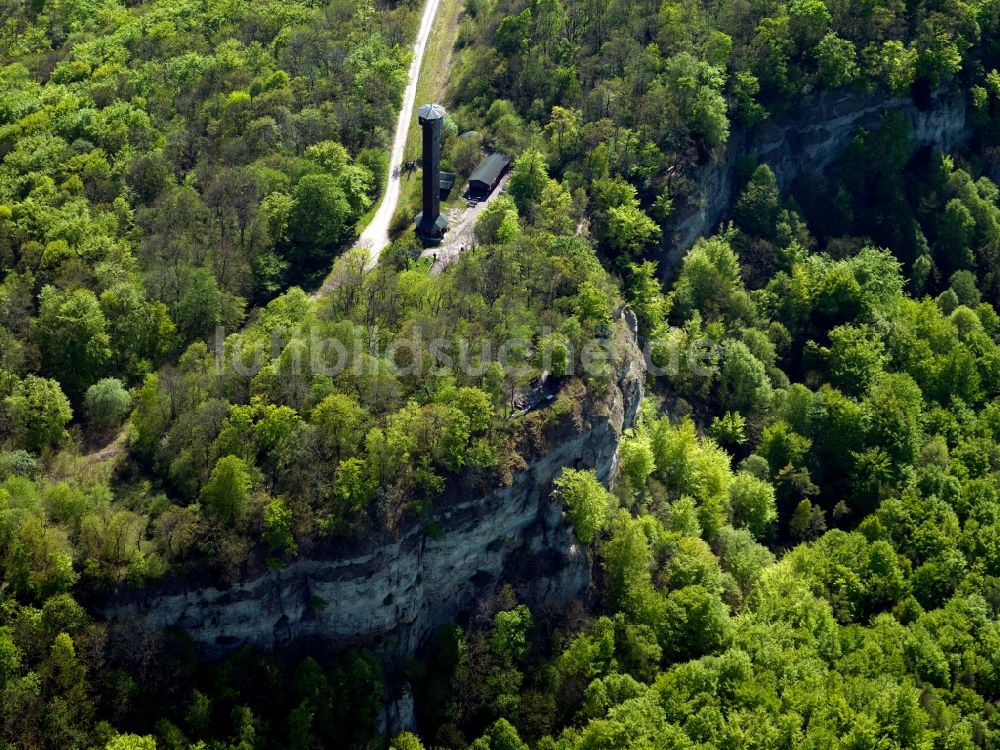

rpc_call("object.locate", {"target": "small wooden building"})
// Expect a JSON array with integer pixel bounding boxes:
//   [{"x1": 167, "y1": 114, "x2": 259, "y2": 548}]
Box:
[
  {"x1": 468, "y1": 152, "x2": 511, "y2": 197},
  {"x1": 439, "y1": 171, "x2": 456, "y2": 199}
]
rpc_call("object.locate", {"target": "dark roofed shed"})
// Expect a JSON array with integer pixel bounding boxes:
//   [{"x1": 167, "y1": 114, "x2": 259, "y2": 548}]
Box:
[
  {"x1": 468, "y1": 152, "x2": 511, "y2": 196},
  {"x1": 439, "y1": 171, "x2": 456, "y2": 198}
]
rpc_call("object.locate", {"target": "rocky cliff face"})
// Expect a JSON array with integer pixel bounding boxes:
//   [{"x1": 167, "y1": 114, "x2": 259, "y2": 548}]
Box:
[
  {"x1": 669, "y1": 87, "x2": 972, "y2": 266},
  {"x1": 100, "y1": 312, "x2": 646, "y2": 658}
]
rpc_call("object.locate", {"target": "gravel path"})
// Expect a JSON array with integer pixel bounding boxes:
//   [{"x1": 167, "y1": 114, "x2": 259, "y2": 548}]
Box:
[
  {"x1": 420, "y1": 174, "x2": 511, "y2": 274},
  {"x1": 314, "y1": 0, "x2": 442, "y2": 297},
  {"x1": 358, "y1": 0, "x2": 442, "y2": 265}
]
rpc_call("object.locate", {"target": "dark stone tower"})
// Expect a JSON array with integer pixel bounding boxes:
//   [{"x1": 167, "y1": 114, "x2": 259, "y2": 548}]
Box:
[{"x1": 415, "y1": 103, "x2": 448, "y2": 242}]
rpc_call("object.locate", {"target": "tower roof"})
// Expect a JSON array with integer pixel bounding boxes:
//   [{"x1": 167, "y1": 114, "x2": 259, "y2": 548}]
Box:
[{"x1": 418, "y1": 103, "x2": 446, "y2": 121}]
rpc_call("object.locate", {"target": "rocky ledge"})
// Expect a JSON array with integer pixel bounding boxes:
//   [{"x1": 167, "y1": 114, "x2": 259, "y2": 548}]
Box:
[
  {"x1": 670, "y1": 86, "x2": 972, "y2": 265},
  {"x1": 99, "y1": 311, "x2": 646, "y2": 658}
]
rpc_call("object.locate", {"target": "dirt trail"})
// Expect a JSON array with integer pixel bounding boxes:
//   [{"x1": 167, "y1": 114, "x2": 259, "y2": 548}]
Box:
[
  {"x1": 81, "y1": 427, "x2": 128, "y2": 468},
  {"x1": 81, "y1": 2, "x2": 448, "y2": 468},
  {"x1": 313, "y1": 0, "x2": 442, "y2": 300}
]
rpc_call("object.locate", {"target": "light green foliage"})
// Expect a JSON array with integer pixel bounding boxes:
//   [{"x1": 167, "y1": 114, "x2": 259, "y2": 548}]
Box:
[
  {"x1": 878, "y1": 40, "x2": 918, "y2": 94},
  {"x1": 554, "y1": 468, "x2": 613, "y2": 543},
  {"x1": 201, "y1": 456, "x2": 252, "y2": 525},
  {"x1": 310, "y1": 394, "x2": 369, "y2": 461},
  {"x1": 818, "y1": 324, "x2": 885, "y2": 397},
  {"x1": 673, "y1": 235, "x2": 749, "y2": 323},
  {"x1": 661, "y1": 584, "x2": 732, "y2": 660},
  {"x1": 649, "y1": 418, "x2": 733, "y2": 537},
  {"x1": 863, "y1": 373, "x2": 923, "y2": 472},
  {"x1": 389, "y1": 732, "x2": 425, "y2": 750},
  {"x1": 662, "y1": 53, "x2": 729, "y2": 148},
  {"x1": 450, "y1": 387, "x2": 494, "y2": 434},
  {"x1": 84, "y1": 378, "x2": 132, "y2": 433},
  {"x1": 4, "y1": 0, "x2": 1000, "y2": 746},
  {"x1": 728, "y1": 472, "x2": 777, "y2": 538},
  {"x1": 788, "y1": 0, "x2": 831, "y2": 44},
  {"x1": 305, "y1": 141, "x2": 350, "y2": 175},
  {"x1": 474, "y1": 195, "x2": 521, "y2": 245},
  {"x1": 536, "y1": 179, "x2": 576, "y2": 235},
  {"x1": 4, "y1": 376, "x2": 72, "y2": 454},
  {"x1": 606, "y1": 203, "x2": 660, "y2": 257},
  {"x1": 665, "y1": 497, "x2": 702, "y2": 537},
  {"x1": 782, "y1": 530, "x2": 907, "y2": 622},
  {"x1": 619, "y1": 432, "x2": 655, "y2": 497},
  {"x1": 129, "y1": 374, "x2": 170, "y2": 461},
  {"x1": 34, "y1": 287, "x2": 111, "y2": 402},
  {"x1": 490, "y1": 605, "x2": 532, "y2": 663},
  {"x1": 545, "y1": 106, "x2": 582, "y2": 163},
  {"x1": 949, "y1": 270, "x2": 981, "y2": 307},
  {"x1": 759, "y1": 421, "x2": 811, "y2": 476},
  {"x1": 263, "y1": 497, "x2": 296, "y2": 555},
  {"x1": 355, "y1": 6, "x2": 1000, "y2": 747},
  {"x1": 78, "y1": 504, "x2": 154, "y2": 584},
  {"x1": 333, "y1": 457, "x2": 371, "y2": 515},
  {"x1": 106, "y1": 734, "x2": 157, "y2": 750},
  {"x1": 0, "y1": 7, "x2": 415, "y2": 742},
  {"x1": 713, "y1": 525, "x2": 775, "y2": 595},
  {"x1": 508, "y1": 149, "x2": 549, "y2": 213},
  {"x1": 815, "y1": 33, "x2": 859, "y2": 87},
  {"x1": 602, "y1": 510, "x2": 657, "y2": 618},
  {"x1": 580, "y1": 672, "x2": 646, "y2": 720},
  {"x1": 626, "y1": 261, "x2": 671, "y2": 332},
  {"x1": 718, "y1": 339, "x2": 772, "y2": 414},
  {"x1": 731, "y1": 71, "x2": 768, "y2": 127},
  {"x1": 480, "y1": 719, "x2": 528, "y2": 750},
  {"x1": 709, "y1": 412, "x2": 746, "y2": 445}
]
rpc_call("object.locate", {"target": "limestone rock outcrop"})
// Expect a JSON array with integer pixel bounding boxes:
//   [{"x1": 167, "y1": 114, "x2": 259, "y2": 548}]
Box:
[
  {"x1": 99, "y1": 312, "x2": 646, "y2": 657},
  {"x1": 669, "y1": 87, "x2": 971, "y2": 266}
]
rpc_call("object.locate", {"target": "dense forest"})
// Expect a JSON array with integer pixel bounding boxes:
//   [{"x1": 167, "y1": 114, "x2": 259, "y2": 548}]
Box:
[{"x1": 7, "y1": 0, "x2": 1000, "y2": 747}]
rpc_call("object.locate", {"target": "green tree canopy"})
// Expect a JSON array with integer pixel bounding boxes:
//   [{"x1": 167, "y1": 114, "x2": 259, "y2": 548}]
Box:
[
  {"x1": 201, "y1": 455, "x2": 252, "y2": 525},
  {"x1": 553, "y1": 468, "x2": 614, "y2": 543},
  {"x1": 84, "y1": 378, "x2": 132, "y2": 433}
]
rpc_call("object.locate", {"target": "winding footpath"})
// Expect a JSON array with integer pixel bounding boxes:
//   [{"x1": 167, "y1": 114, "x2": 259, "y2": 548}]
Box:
[
  {"x1": 314, "y1": 0, "x2": 445, "y2": 298},
  {"x1": 358, "y1": 0, "x2": 442, "y2": 264}
]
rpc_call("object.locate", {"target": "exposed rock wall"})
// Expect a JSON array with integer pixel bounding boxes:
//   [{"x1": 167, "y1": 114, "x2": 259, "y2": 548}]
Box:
[
  {"x1": 669, "y1": 87, "x2": 972, "y2": 267},
  {"x1": 99, "y1": 313, "x2": 646, "y2": 658}
]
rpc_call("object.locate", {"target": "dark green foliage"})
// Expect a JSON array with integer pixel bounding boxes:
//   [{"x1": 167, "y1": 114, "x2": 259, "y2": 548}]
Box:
[
  {"x1": 385, "y1": 61, "x2": 1000, "y2": 744},
  {"x1": 34, "y1": 287, "x2": 111, "y2": 403},
  {"x1": 734, "y1": 165, "x2": 782, "y2": 241},
  {"x1": 6, "y1": 0, "x2": 1000, "y2": 746}
]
